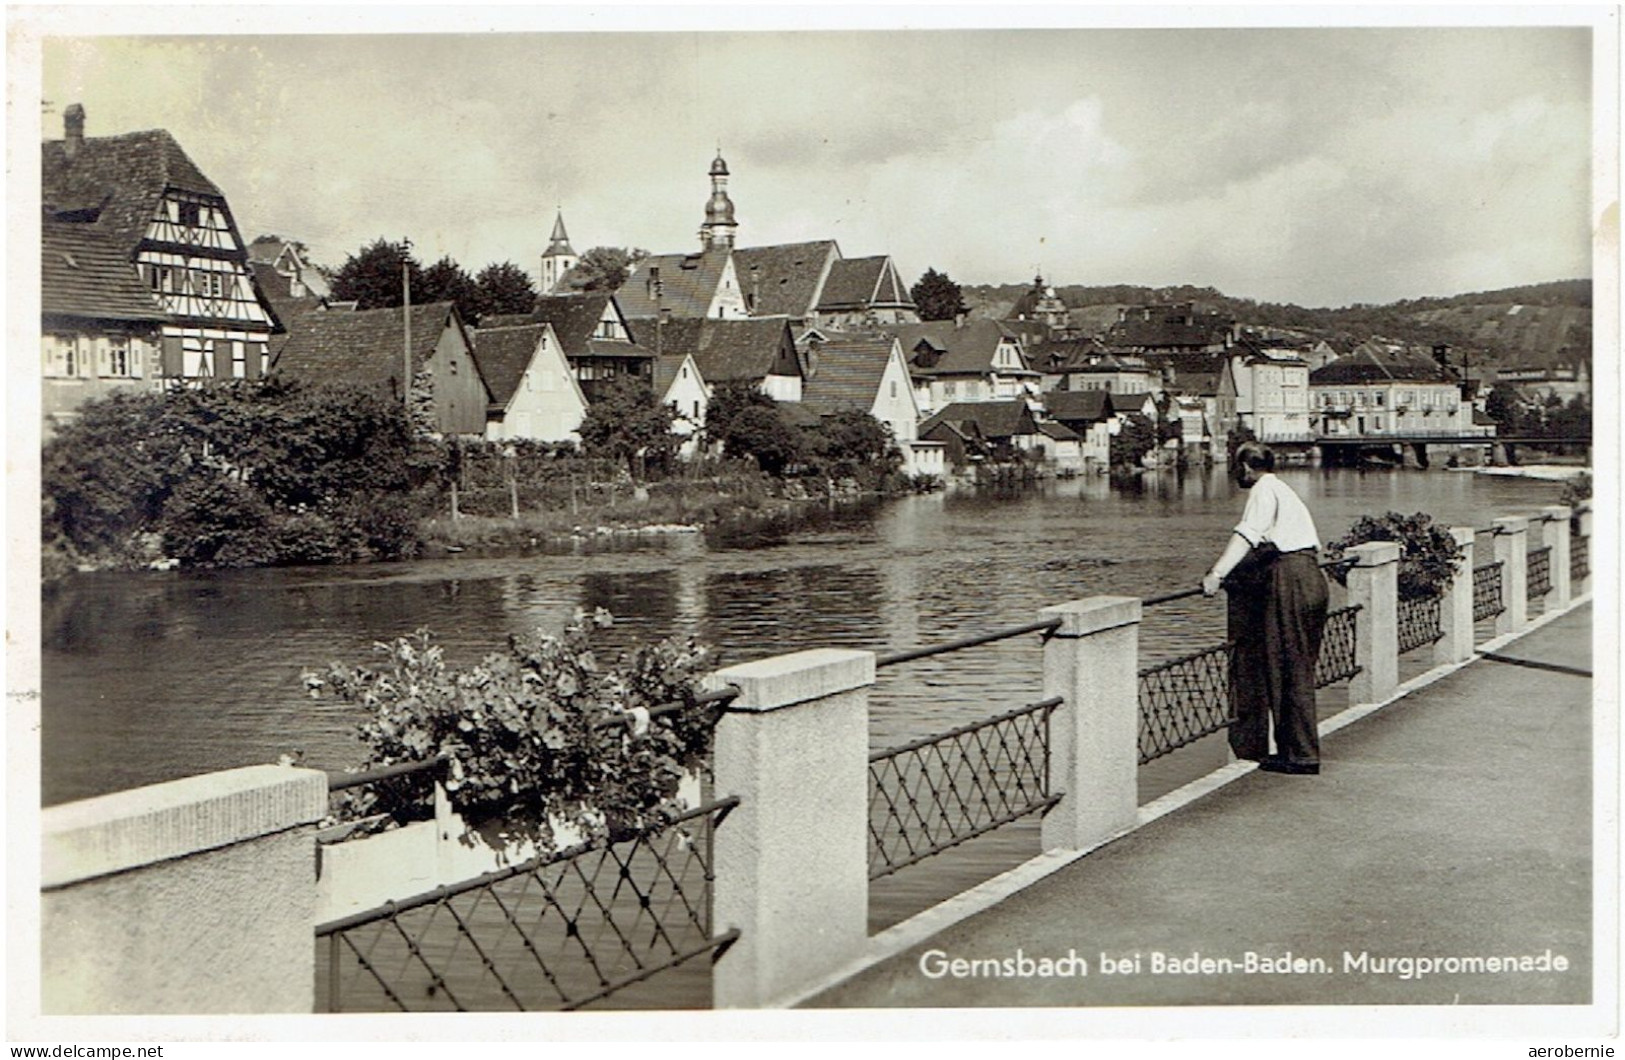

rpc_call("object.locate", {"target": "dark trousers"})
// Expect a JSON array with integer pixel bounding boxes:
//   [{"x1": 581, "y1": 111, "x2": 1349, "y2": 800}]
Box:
[{"x1": 1227, "y1": 551, "x2": 1330, "y2": 763}]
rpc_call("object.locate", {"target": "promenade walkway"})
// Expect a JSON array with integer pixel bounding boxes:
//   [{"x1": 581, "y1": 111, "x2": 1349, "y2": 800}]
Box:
[{"x1": 808, "y1": 603, "x2": 1595, "y2": 1008}]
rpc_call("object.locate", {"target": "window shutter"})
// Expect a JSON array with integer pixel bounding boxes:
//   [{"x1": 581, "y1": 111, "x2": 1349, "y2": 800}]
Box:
[
  {"x1": 246, "y1": 342, "x2": 264, "y2": 380},
  {"x1": 214, "y1": 339, "x2": 233, "y2": 379},
  {"x1": 130, "y1": 339, "x2": 145, "y2": 378},
  {"x1": 161, "y1": 335, "x2": 184, "y2": 377},
  {"x1": 95, "y1": 338, "x2": 111, "y2": 377}
]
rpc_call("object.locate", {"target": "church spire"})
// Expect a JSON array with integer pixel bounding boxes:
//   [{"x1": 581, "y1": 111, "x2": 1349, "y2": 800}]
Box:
[
  {"x1": 700, "y1": 150, "x2": 738, "y2": 250},
  {"x1": 540, "y1": 208, "x2": 579, "y2": 294}
]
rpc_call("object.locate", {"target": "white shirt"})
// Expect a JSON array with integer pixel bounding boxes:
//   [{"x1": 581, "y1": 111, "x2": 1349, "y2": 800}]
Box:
[{"x1": 1234, "y1": 473, "x2": 1320, "y2": 553}]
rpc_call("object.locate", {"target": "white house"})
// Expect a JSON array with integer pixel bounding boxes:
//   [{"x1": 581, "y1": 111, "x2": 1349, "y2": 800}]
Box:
[
  {"x1": 801, "y1": 337, "x2": 943, "y2": 478},
  {"x1": 470, "y1": 323, "x2": 588, "y2": 444}
]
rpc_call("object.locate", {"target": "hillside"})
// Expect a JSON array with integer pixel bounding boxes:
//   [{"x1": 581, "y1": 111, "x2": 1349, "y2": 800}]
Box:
[{"x1": 962, "y1": 279, "x2": 1591, "y2": 366}]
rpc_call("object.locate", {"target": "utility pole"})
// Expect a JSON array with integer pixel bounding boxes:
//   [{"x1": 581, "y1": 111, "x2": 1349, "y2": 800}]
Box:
[{"x1": 402, "y1": 237, "x2": 413, "y2": 410}]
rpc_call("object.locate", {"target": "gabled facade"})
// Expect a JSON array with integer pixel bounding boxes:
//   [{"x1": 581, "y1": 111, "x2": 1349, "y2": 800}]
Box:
[
  {"x1": 1041, "y1": 389, "x2": 1119, "y2": 466},
  {"x1": 811, "y1": 255, "x2": 919, "y2": 330},
  {"x1": 528, "y1": 293, "x2": 658, "y2": 402},
  {"x1": 653, "y1": 352, "x2": 710, "y2": 454},
  {"x1": 918, "y1": 400, "x2": 1044, "y2": 464},
  {"x1": 890, "y1": 319, "x2": 1038, "y2": 413},
  {"x1": 273, "y1": 301, "x2": 490, "y2": 436},
  {"x1": 798, "y1": 336, "x2": 941, "y2": 478},
  {"x1": 471, "y1": 322, "x2": 587, "y2": 444},
  {"x1": 40, "y1": 105, "x2": 281, "y2": 429},
  {"x1": 653, "y1": 317, "x2": 803, "y2": 403},
  {"x1": 1032, "y1": 338, "x2": 1153, "y2": 396},
  {"x1": 617, "y1": 248, "x2": 748, "y2": 321}
]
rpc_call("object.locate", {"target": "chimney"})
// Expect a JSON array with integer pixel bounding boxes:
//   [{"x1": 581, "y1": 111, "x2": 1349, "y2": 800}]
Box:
[
  {"x1": 1432, "y1": 342, "x2": 1451, "y2": 369},
  {"x1": 63, "y1": 103, "x2": 85, "y2": 158}
]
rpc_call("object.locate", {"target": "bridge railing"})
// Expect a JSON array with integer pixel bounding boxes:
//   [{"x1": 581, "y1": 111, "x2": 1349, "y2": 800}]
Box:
[{"x1": 40, "y1": 503, "x2": 1590, "y2": 1014}]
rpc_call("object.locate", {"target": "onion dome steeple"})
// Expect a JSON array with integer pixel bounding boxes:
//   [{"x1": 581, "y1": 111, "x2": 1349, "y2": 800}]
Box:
[{"x1": 700, "y1": 150, "x2": 738, "y2": 250}]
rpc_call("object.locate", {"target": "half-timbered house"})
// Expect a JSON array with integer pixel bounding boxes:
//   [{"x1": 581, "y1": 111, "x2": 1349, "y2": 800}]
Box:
[{"x1": 40, "y1": 106, "x2": 282, "y2": 429}]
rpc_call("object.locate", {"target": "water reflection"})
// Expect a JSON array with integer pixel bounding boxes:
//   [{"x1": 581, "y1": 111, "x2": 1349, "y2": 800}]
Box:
[{"x1": 42, "y1": 467, "x2": 1567, "y2": 806}]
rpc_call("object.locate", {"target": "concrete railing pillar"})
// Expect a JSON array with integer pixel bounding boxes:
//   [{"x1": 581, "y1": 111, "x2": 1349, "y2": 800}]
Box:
[
  {"x1": 1038, "y1": 596, "x2": 1141, "y2": 853},
  {"x1": 1575, "y1": 502, "x2": 1593, "y2": 598},
  {"x1": 1347, "y1": 541, "x2": 1400, "y2": 707},
  {"x1": 1434, "y1": 528, "x2": 1476, "y2": 667},
  {"x1": 41, "y1": 765, "x2": 328, "y2": 1013},
  {"x1": 709, "y1": 648, "x2": 874, "y2": 1009},
  {"x1": 1493, "y1": 516, "x2": 1529, "y2": 636},
  {"x1": 1540, "y1": 505, "x2": 1572, "y2": 611}
]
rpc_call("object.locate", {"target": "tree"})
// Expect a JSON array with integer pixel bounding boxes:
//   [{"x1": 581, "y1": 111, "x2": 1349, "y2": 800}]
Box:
[
  {"x1": 473, "y1": 262, "x2": 538, "y2": 321},
  {"x1": 330, "y1": 238, "x2": 422, "y2": 310},
  {"x1": 1110, "y1": 412, "x2": 1157, "y2": 470},
  {"x1": 563, "y1": 247, "x2": 648, "y2": 293},
  {"x1": 1483, "y1": 384, "x2": 1524, "y2": 435},
  {"x1": 577, "y1": 375, "x2": 678, "y2": 478},
  {"x1": 723, "y1": 406, "x2": 806, "y2": 476},
  {"x1": 703, "y1": 380, "x2": 778, "y2": 451},
  {"x1": 911, "y1": 268, "x2": 968, "y2": 321},
  {"x1": 809, "y1": 410, "x2": 900, "y2": 482},
  {"x1": 417, "y1": 256, "x2": 479, "y2": 321}
]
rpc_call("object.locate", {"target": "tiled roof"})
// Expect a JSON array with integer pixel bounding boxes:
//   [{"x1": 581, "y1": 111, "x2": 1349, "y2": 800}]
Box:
[
  {"x1": 1144, "y1": 352, "x2": 1224, "y2": 396},
  {"x1": 480, "y1": 312, "x2": 535, "y2": 329},
  {"x1": 273, "y1": 301, "x2": 462, "y2": 387},
  {"x1": 1310, "y1": 345, "x2": 1456, "y2": 385},
  {"x1": 815, "y1": 256, "x2": 915, "y2": 311},
  {"x1": 652, "y1": 317, "x2": 795, "y2": 384},
  {"x1": 919, "y1": 400, "x2": 1037, "y2": 440},
  {"x1": 890, "y1": 319, "x2": 1030, "y2": 376},
  {"x1": 1106, "y1": 305, "x2": 1234, "y2": 350},
  {"x1": 652, "y1": 352, "x2": 701, "y2": 399},
  {"x1": 801, "y1": 339, "x2": 894, "y2": 415},
  {"x1": 1037, "y1": 421, "x2": 1082, "y2": 441},
  {"x1": 731, "y1": 241, "x2": 838, "y2": 317},
  {"x1": 1043, "y1": 390, "x2": 1116, "y2": 424},
  {"x1": 41, "y1": 222, "x2": 167, "y2": 323},
  {"x1": 471, "y1": 324, "x2": 548, "y2": 407},
  {"x1": 778, "y1": 402, "x2": 825, "y2": 430},
  {"x1": 42, "y1": 129, "x2": 225, "y2": 253},
  {"x1": 618, "y1": 248, "x2": 734, "y2": 318}
]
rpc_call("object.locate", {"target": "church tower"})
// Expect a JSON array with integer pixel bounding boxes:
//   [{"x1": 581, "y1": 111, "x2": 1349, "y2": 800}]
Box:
[
  {"x1": 540, "y1": 209, "x2": 578, "y2": 293},
  {"x1": 699, "y1": 152, "x2": 738, "y2": 250}
]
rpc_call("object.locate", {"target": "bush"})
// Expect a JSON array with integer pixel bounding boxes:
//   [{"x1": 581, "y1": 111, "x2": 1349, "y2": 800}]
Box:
[
  {"x1": 43, "y1": 379, "x2": 438, "y2": 573},
  {"x1": 1324, "y1": 511, "x2": 1464, "y2": 599},
  {"x1": 304, "y1": 609, "x2": 717, "y2": 850}
]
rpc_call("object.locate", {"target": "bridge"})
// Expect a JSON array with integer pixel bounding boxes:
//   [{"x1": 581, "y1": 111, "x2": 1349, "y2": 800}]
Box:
[{"x1": 35, "y1": 503, "x2": 1600, "y2": 1023}]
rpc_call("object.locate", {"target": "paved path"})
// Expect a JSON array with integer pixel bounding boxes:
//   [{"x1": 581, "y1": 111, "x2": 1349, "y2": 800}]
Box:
[{"x1": 808, "y1": 604, "x2": 1594, "y2": 1008}]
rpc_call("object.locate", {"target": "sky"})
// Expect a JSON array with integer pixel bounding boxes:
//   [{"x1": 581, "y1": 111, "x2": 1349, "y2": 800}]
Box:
[{"x1": 26, "y1": 11, "x2": 1600, "y2": 308}]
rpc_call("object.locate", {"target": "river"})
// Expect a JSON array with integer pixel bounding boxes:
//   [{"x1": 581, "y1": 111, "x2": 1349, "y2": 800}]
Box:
[{"x1": 42, "y1": 465, "x2": 1564, "y2": 809}]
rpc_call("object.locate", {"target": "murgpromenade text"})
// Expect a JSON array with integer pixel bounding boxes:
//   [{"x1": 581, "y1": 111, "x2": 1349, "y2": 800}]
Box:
[{"x1": 918, "y1": 948, "x2": 1574, "y2": 981}]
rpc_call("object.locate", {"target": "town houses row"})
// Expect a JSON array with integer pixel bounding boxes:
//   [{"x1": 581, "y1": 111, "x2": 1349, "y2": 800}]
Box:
[{"x1": 45, "y1": 107, "x2": 1533, "y2": 473}]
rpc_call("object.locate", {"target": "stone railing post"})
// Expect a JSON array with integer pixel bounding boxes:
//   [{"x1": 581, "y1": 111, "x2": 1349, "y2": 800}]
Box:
[
  {"x1": 1038, "y1": 596, "x2": 1141, "y2": 852},
  {"x1": 1540, "y1": 505, "x2": 1572, "y2": 611},
  {"x1": 41, "y1": 765, "x2": 328, "y2": 1013},
  {"x1": 1347, "y1": 541, "x2": 1400, "y2": 706},
  {"x1": 709, "y1": 648, "x2": 873, "y2": 1009},
  {"x1": 1575, "y1": 502, "x2": 1593, "y2": 598},
  {"x1": 1434, "y1": 528, "x2": 1476, "y2": 667},
  {"x1": 1493, "y1": 516, "x2": 1529, "y2": 636}
]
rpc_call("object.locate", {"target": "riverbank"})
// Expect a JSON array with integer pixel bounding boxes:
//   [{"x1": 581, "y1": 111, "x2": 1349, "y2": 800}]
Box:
[
  {"x1": 419, "y1": 475, "x2": 909, "y2": 553},
  {"x1": 1468, "y1": 464, "x2": 1591, "y2": 482}
]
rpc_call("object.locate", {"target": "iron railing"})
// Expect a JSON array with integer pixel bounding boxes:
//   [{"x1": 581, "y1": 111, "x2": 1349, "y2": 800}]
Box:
[
  {"x1": 1138, "y1": 642, "x2": 1231, "y2": 764},
  {"x1": 1397, "y1": 593, "x2": 1444, "y2": 655},
  {"x1": 1571, "y1": 535, "x2": 1588, "y2": 585},
  {"x1": 1314, "y1": 605, "x2": 1362, "y2": 688},
  {"x1": 1527, "y1": 546, "x2": 1552, "y2": 602},
  {"x1": 866, "y1": 616, "x2": 1067, "y2": 879},
  {"x1": 316, "y1": 797, "x2": 738, "y2": 1012},
  {"x1": 868, "y1": 696, "x2": 1062, "y2": 879},
  {"x1": 1473, "y1": 562, "x2": 1505, "y2": 623}
]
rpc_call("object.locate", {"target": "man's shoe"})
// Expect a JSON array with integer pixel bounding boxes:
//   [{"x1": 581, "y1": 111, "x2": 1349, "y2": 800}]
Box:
[{"x1": 1259, "y1": 758, "x2": 1320, "y2": 775}]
